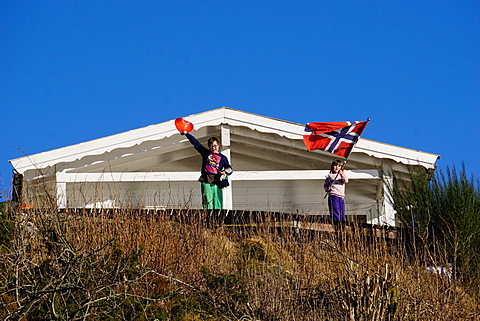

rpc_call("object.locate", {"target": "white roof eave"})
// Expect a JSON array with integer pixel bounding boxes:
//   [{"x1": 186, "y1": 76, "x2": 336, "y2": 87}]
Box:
[
  {"x1": 354, "y1": 138, "x2": 439, "y2": 169},
  {"x1": 9, "y1": 107, "x2": 440, "y2": 174},
  {"x1": 9, "y1": 120, "x2": 180, "y2": 174}
]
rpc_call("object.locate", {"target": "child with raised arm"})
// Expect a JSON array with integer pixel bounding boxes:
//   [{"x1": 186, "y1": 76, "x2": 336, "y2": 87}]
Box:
[
  {"x1": 182, "y1": 131, "x2": 232, "y2": 210},
  {"x1": 324, "y1": 160, "x2": 348, "y2": 222}
]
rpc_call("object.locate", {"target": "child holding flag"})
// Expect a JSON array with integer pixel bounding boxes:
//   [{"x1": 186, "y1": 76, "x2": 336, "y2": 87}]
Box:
[{"x1": 324, "y1": 160, "x2": 348, "y2": 222}]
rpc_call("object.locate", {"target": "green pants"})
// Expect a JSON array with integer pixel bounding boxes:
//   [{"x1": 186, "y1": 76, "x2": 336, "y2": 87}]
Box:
[{"x1": 201, "y1": 182, "x2": 223, "y2": 209}]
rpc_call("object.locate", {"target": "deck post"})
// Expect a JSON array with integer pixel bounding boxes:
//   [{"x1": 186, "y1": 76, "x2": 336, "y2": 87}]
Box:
[
  {"x1": 381, "y1": 164, "x2": 396, "y2": 226},
  {"x1": 56, "y1": 171, "x2": 67, "y2": 209},
  {"x1": 221, "y1": 124, "x2": 233, "y2": 210}
]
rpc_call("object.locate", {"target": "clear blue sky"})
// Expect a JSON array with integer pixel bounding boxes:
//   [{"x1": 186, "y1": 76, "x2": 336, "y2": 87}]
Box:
[{"x1": 1, "y1": 1, "x2": 479, "y2": 200}]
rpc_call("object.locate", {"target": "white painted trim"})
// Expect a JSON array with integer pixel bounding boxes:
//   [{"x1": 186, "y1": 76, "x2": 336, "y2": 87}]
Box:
[
  {"x1": 354, "y1": 138, "x2": 439, "y2": 169},
  {"x1": 56, "y1": 171, "x2": 67, "y2": 208},
  {"x1": 382, "y1": 176, "x2": 396, "y2": 226},
  {"x1": 221, "y1": 125, "x2": 233, "y2": 209},
  {"x1": 232, "y1": 170, "x2": 379, "y2": 180},
  {"x1": 368, "y1": 165, "x2": 396, "y2": 226},
  {"x1": 61, "y1": 170, "x2": 380, "y2": 183},
  {"x1": 221, "y1": 124, "x2": 231, "y2": 147},
  {"x1": 10, "y1": 107, "x2": 440, "y2": 174}
]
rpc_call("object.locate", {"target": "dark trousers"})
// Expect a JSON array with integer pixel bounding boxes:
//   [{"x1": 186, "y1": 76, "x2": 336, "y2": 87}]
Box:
[{"x1": 328, "y1": 195, "x2": 345, "y2": 221}]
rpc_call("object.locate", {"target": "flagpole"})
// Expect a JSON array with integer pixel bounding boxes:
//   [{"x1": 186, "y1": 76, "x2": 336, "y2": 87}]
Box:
[
  {"x1": 324, "y1": 118, "x2": 370, "y2": 198},
  {"x1": 341, "y1": 117, "x2": 370, "y2": 164}
]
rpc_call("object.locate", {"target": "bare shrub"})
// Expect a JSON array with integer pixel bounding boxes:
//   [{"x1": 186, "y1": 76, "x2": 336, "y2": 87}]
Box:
[{"x1": 1, "y1": 204, "x2": 479, "y2": 319}]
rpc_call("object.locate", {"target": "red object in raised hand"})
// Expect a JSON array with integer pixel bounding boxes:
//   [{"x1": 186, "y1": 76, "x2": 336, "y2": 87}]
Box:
[{"x1": 175, "y1": 118, "x2": 194, "y2": 133}]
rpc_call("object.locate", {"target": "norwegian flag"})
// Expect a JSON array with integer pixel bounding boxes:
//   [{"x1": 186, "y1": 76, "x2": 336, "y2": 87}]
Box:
[{"x1": 303, "y1": 121, "x2": 369, "y2": 158}]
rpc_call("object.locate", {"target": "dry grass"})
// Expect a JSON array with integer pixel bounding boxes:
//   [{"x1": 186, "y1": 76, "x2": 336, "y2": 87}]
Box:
[{"x1": 1, "y1": 207, "x2": 479, "y2": 320}]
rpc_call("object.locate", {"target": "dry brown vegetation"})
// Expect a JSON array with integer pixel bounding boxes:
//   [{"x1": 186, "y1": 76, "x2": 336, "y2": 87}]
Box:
[{"x1": 1, "y1": 206, "x2": 479, "y2": 320}]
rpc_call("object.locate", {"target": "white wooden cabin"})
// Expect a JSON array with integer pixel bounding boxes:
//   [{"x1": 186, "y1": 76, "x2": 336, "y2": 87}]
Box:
[{"x1": 9, "y1": 107, "x2": 439, "y2": 226}]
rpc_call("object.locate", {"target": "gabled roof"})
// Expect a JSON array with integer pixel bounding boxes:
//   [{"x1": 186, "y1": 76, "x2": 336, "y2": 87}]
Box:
[{"x1": 10, "y1": 107, "x2": 439, "y2": 175}]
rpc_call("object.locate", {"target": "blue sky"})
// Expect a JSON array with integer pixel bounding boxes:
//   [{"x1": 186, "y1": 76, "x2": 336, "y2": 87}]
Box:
[{"x1": 1, "y1": 1, "x2": 479, "y2": 200}]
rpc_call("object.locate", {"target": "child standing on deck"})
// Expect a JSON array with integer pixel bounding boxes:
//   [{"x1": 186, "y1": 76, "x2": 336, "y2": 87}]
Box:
[
  {"x1": 182, "y1": 131, "x2": 232, "y2": 210},
  {"x1": 324, "y1": 160, "x2": 348, "y2": 222}
]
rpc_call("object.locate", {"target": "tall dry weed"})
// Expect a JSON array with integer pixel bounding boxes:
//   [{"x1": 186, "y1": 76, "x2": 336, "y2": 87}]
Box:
[{"x1": 1, "y1": 204, "x2": 479, "y2": 320}]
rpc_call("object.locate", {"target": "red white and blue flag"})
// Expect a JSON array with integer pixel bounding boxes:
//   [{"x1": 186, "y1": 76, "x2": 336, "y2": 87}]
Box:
[{"x1": 303, "y1": 121, "x2": 368, "y2": 158}]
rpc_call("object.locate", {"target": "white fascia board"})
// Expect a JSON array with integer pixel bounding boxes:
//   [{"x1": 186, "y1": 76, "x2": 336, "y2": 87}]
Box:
[
  {"x1": 9, "y1": 107, "x2": 299, "y2": 174},
  {"x1": 222, "y1": 108, "x2": 302, "y2": 139},
  {"x1": 354, "y1": 138, "x2": 440, "y2": 169},
  {"x1": 231, "y1": 169, "x2": 379, "y2": 180},
  {"x1": 184, "y1": 108, "x2": 302, "y2": 139},
  {"x1": 10, "y1": 120, "x2": 180, "y2": 174},
  {"x1": 64, "y1": 171, "x2": 199, "y2": 183},
  {"x1": 10, "y1": 106, "x2": 440, "y2": 174},
  {"x1": 62, "y1": 170, "x2": 380, "y2": 183},
  {"x1": 222, "y1": 108, "x2": 440, "y2": 168},
  {"x1": 9, "y1": 107, "x2": 230, "y2": 173}
]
